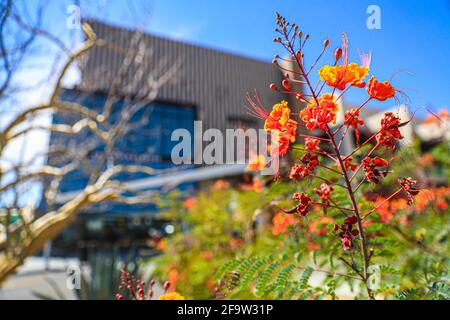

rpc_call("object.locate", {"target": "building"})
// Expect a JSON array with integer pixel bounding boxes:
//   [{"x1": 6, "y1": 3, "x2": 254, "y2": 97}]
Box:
[{"x1": 44, "y1": 20, "x2": 287, "y2": 254}]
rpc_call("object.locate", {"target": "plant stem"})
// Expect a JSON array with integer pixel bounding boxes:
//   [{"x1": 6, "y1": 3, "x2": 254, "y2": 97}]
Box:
[{"x1": 326, "y1": 126, "x2": 374, "y2": 299}]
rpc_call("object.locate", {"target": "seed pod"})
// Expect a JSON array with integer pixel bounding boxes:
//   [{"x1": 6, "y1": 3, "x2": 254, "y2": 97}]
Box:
[{"x1": 282, "y1": 79, "x2": 291, "y2": 91}]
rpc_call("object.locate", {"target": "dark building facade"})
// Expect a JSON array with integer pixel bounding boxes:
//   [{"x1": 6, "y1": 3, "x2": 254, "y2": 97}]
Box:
[{"x1": 46, "y1": 20, "x2": 287, "y2": 253}]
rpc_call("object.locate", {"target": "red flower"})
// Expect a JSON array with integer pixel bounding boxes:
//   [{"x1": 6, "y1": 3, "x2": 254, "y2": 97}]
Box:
[
  {"x1": 272, "y1": 213, "x2": 298, "y2": 236},
  {"x1": 269, "y1": 130, "x2": 294, "y2": 156},
  {"x1": 398, "y1": 177, "x2": 420, "y2": 205},
  {"x1": 293, "y1": 192, "x2": 312, "y2": 216},
  {"x1": 300, "y1": 94, "x2": 339, "y2": 131},
  {"x1": 341, "y1": 157, "x2": 358, "y2": 171},
  {"x1": 344, "y1": 108, "x2": 365, "y2": 143},
  {"x1": 247, "y1": 98, "x2": 297, "y2": 156},
  {"x1": 300, "y1": 153, "x2": 319, "y2": 172},
  {"x1": 334, "y1": 216, "x2": 359, "y2": 250},
  {"x1": 305, "y1": 137, "x2": 320, "y2": 153},
  {"x1": 341, "y1": 237, "x2": 352, "y2": 250},
  {"x1": 315, "y1": 183, "x2": 334, "y2": 208},
  {"x1": 367, "y1": 76, "x2": 396, "y2": 101},
  {"x1": 376, "y1": 112, "x2": 403, "y2": 148},
  {"x1": 363, "y1": 157, "x2": 389, "y2": 184},
  {"x1": 289, "y1": 164, "x2": 310, "y2": 180}
]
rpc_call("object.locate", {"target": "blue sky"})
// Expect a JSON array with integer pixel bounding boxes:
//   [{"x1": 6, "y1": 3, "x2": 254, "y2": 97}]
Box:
[
  {"x1": 15, "y1": 0, "x2": 450, "y2": 113},
  {"x1": 78, "y1": 0, "x2": 450, "y2": 114}
]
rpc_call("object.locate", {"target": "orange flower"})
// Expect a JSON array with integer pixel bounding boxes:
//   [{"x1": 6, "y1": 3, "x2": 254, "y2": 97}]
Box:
[
  {"x1": 264, "y1": 100, "x2": 297, "y2": 133},
  {"x1": 308, "y1": 216, "x2": 333, "y2": 235},
  {"x1": 424, "y1": 109, "x2": 450, "y2": 127},
  {"x1": 436, "y1": 199, "x2": 448, "y2": 210},
  {"x1": 374, "y1": 197, "x2": 394, "y2": 223},
  {"x1": 300, "y1": 93, "x2": 339, "y2": 130},
  {"x1": 272, "y1": 212, "x2": 298, "y2": 235},
  {"x1": 304, "y1": 137, "x2": 320, "y2": 152},
  {"x1": 319, "y1": 63, "x2": 369, "y2": 90},
  {"x1": 247, "y1": 154, "x2": 266, "y2": 171},
  {"x1": 168, "y1": 269, "x2": 183, "y2": 291},
  {"x1": 158, "y1": 292, "x2": 185, "y2": 300},
  {"x1": 367, "y1": 76, "x2": 396, "y2": 101},
  {"x1": 213, "y1": 179, "x2": 230, "y2": 190},
  {"x1": 419, "y1": 153, "x2": 434, "y2": 166},
  {"x1": 263, "y1": 101, "x2": 297, "y2": 156},
  {"x1": 183, "y1": 197, "x2": 197, "y2": 209},
  {"x1": 156, "y1": 239, "x2": 167, "y2": 251}
]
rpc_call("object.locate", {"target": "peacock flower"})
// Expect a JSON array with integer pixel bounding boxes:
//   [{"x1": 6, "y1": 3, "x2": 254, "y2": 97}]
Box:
[
  {"x1": 398, "y1": 177, "x2": 420, "y2": 205},
  {"x1": 247, "y1": 154, "x2": 266, "y2": 171},
  {"x1": 334, "y1": 216, "x2": 359, "y2": 250},
  {"x1": 304, "y1": 137, "x2": 320, "y2": 152},
  {"x1": 272, "y1": 212, "x2": 298, "y2": 236},
  {"x1": 344, "y1": 108, "x2": 365, "y2": 143},
  {"x1": 289, "y1": 164, "x2": 310, "y2": 180},
  {"x1": 259, "y1": 101, "x2": 297, "y2": 156},
  {"x1": 158, "y1": 292, "x2": 186, "y2": 300},
  {"x1": 300, "y1": 93, "x2": 339, "y2": 130},
  {"x1": 376, "y1": 112, "x2": 403, "y2": 148},
  {"x1": 293, "y1": 192, "x2": 312, "y2": 217},
  {"x1": 264, "y1": 100, "x2": 296, "y2": 132},
  {"x1": 367, "y1": 76, "x2": 396, "y2": 101},
  {"x1": 363, "y1": 157, "x2": 389, "y2": 184},
  {"x1": 315, "y1": 183, "x2": 334, "y2": 208},
  {"x1": 319, "y1": 63, "x2": 369, "y2": 90}
]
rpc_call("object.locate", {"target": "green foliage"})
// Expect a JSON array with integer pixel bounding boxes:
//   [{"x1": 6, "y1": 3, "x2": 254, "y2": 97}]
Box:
[{"x1": 147, "y1": 141, "x2": 450, "y2": 300}]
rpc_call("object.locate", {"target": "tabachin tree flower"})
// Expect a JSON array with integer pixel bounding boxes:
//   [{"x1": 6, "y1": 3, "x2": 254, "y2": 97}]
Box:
[{"x1": 244, "y1": 12, "x2": 423, "y2": 299}]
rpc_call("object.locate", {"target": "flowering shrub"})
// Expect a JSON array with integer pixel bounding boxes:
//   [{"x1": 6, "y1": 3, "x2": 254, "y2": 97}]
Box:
[
  {"x1": 214, "y1": 13, "x2": 449, "y2": 300},
  {"x1": 140, "y1": 13, "x2": 449, "y2": 301}
]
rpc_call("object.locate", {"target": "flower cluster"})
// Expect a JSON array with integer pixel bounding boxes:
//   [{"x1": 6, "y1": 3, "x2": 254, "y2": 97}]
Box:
[
  {"x1": 376, "y1": 112, "x2": 403, "y2": 148},
  {"x1": 264, "y1": 100, "x2": 298, "y2": 156},
  {"x1": 334, "y1": 216, "x2": 360, "y2": 250},
  {"x1": 300, "y1": 93, "x2": 339, "y2": 130},
  {"x1": 272, "y1": 212, "x2": 299, "y2": 235},
  {"x1": 315, "y1": 183, "x2": 334, "y2": 208},
  {"x1": 293, "y1": 192, "x2": 312, "y2": 217},
  {"x1": 252, "y1": 15, "x2": 422, "y2": 292},
  {"x1": 344, "y1": 108, "x2": 364, "y2": 142},
  {"x1": 319, "y1": 63, "x2": 369, "y2": 90},
  {"x1": 367, "y1": 76, "x2": 396, "y2": 101},
  {"x1": 398, "y1": 177, "x2": 420, "y2": 205},
  {"x1": 362, "y1": 157, "x2": 389, "y2": 184}
]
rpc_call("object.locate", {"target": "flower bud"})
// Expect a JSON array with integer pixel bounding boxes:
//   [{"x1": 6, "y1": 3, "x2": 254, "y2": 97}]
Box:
[
  {"x1": 323, "y1": 39, "x2": 329, "y2": 48},
  {"x1": 163, "y1": 281, "x2": 171, "y2": 291},
  {"x1": 334, "y1": 48, "x2": 343, "y2": 61},
  {"x1": 282, "y1": 79, "x2": 291, "y2": 91},
  {"x1": 269, "y1": 83, "x2": 278, "y2": 91}
]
